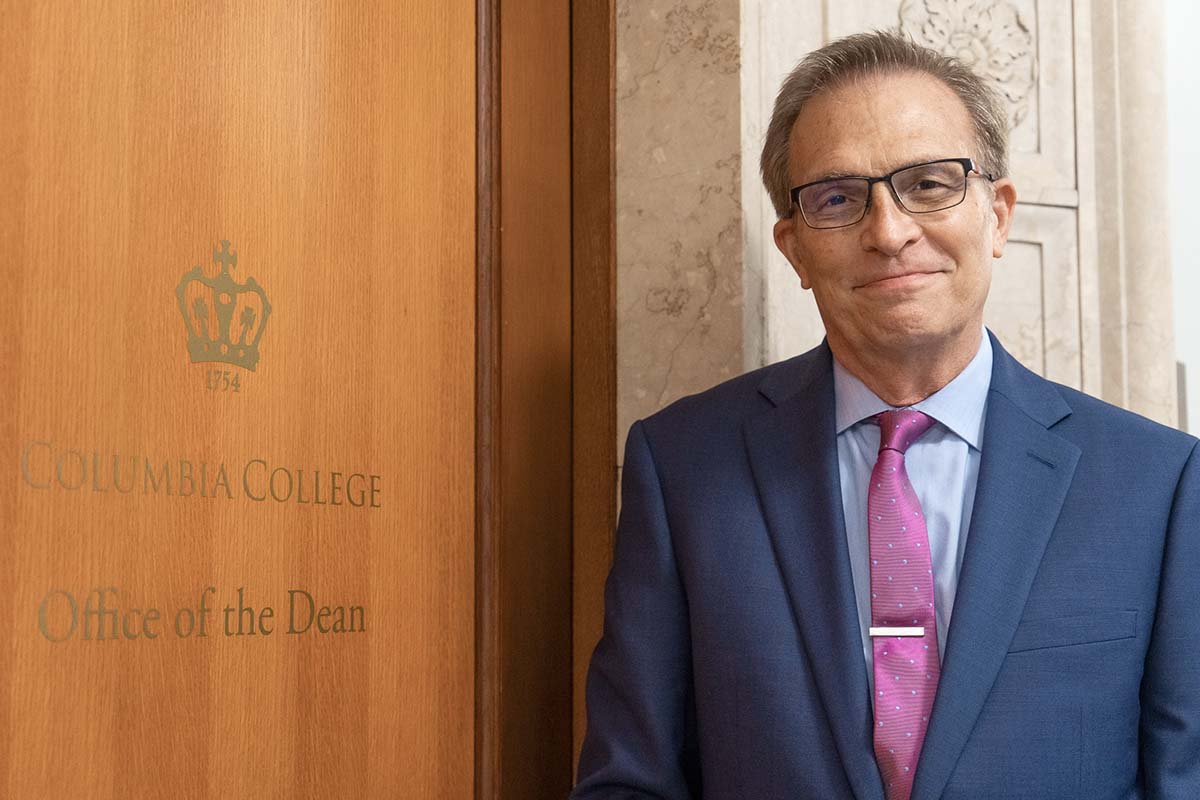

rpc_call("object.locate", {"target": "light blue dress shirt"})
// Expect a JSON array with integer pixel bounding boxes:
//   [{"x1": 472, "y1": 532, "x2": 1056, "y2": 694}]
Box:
[{"x1": 833, "y1": 332, "x2": 992, "y2": 696}]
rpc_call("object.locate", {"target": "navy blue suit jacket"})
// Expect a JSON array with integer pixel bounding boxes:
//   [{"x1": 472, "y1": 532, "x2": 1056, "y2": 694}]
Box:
[{"x1": 573, "y1": 334, "x2": 1200, "y2": 799}]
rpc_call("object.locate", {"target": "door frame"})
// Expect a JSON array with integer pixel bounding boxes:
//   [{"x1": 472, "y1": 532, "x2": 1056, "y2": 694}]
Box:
[{"x1": 475, "y1": 1, "x2": 616, "y2": 796}]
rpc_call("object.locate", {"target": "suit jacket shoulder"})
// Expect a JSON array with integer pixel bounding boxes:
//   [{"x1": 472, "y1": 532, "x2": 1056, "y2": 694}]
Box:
[
  {"x1": 637, "y1": 342, "x2": 832, "y2": 454},
  {"x1": 986, "y1": 334, "x2": 1197, "y2": 467}
]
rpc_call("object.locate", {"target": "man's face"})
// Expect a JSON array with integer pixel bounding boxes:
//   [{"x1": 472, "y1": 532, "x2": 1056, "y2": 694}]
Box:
[{"x1": 773, "y1": 71, "x2": 1016, "y2": 363}]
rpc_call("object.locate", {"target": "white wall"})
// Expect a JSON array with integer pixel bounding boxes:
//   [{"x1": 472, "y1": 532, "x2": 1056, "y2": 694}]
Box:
[{"x1": 1167, "y1": 0, "x2": 1200, "y2": 433}]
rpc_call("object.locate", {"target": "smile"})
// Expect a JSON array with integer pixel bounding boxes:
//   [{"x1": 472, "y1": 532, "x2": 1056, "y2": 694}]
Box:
[{"x1": 856, "y1": 271, "x2": 942, "y2": 290}]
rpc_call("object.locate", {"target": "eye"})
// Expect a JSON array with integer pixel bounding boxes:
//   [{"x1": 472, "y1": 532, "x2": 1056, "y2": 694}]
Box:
[
  {"x1": 821, "y1": 193, "x2": 849, "y2": 208},
  {"x1": 895, "y1": 163, "x2": 964, "y2": 197},
  {"x1": 913, "y1": 178, "x2": 950, "y2": 192},
  {"x1": 808, "y1": 182, "x2": 866, "y2": 210}
]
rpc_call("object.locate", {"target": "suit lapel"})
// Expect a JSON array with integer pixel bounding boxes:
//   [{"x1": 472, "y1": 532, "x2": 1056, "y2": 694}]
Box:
[
  {"x1": 744, "y1": 345, "x2": 885, "y2": 800},
  {"x1": 911, "y1": 337, "x2": 1081, "y2": 800}
]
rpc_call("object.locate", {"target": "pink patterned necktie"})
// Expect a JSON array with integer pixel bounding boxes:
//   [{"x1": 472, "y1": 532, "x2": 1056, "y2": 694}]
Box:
[{"x1": 869, "y1": 410, "x2": 939, "y2": 800}]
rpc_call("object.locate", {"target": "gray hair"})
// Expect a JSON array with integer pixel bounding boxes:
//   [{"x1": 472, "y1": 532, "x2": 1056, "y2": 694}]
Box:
[{"x1": 760, "y1": 30, "x2": 1010, "y2": 219}]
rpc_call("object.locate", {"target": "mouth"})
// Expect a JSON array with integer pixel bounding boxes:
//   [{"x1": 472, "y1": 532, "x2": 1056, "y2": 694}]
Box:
[{"x1": 855, "y1": 270, "x2": 942, "y2": 290}]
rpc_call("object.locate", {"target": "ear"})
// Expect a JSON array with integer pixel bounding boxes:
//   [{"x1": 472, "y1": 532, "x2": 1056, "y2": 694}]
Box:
[
  {"x1": 989, "y1": 178, "x2": 1017, "y2": 258},
  {"x1": 773, "y1": 215, "x2": 812, "y2": 289}
]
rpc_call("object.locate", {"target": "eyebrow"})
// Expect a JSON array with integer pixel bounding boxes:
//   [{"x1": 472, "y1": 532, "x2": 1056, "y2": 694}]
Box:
[
  {"x1": 805, "y1": 156, "x2": 950, "y2": 184},
  {"x1": 813, "y1": 169, "x2": 862, "y2": 181}
]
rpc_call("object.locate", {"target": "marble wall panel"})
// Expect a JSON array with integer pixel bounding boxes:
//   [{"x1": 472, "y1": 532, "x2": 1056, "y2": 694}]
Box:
[
  {"x1": 617, "y1": 0, "x2": 745, "y2": 456},
  {"x1": 986, "y1": 204, "x2": 1083, "y2": 387},
  {"x1": 741, "y1": 0, "x2": 827, "y2": 367}
]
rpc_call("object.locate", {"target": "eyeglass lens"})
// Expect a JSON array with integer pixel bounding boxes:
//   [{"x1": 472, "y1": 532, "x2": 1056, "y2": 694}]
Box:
[{"x1": 798, "y1": 160, "x2": 969, "y2": 228}]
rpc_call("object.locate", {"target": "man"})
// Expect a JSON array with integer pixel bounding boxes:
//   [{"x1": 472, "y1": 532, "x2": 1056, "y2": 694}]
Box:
[{"x1": 572, "y1": 31, "x2": 1200, "y2": 800}]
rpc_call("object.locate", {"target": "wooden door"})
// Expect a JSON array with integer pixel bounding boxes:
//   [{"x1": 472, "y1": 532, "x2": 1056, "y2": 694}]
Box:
[{"x1": 1, "y1": 3, "x2": 475, "y2": 798}]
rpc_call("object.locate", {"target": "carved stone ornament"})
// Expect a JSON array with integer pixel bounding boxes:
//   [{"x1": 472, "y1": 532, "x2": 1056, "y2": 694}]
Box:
[{"x1": 898, "y1": 0, "x2": 1037, "y2": 131}]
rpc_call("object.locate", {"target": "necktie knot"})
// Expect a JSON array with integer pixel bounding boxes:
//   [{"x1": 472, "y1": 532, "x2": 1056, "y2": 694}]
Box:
[{"x1": 875, "y1": 410, "x2": 936, "y2": 455}]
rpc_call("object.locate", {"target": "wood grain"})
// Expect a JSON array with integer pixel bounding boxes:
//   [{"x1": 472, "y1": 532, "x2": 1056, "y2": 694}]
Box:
[
  {"x1": 0, "y1": 4, "x2": 475, "y2": 798},
  {"x1": 475, "y1": 0, "x2": 501, "y2": 796},
  {"x1": 495, "y1": 0, "x2": 575, "y2": 796},
  {"x1": 570, "y1": 0, "x2": 618, "y2": 770}
]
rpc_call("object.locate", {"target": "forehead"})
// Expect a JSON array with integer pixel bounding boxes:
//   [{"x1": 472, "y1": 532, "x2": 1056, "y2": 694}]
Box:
[{"x1": 787, "y1": 71, "x2": 977, "y2": 183}]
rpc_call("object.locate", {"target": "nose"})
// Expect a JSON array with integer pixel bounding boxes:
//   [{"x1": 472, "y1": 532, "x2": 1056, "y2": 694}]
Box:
[{"x1": 858, "y1": 181, "x2": 921, "y2": 256}]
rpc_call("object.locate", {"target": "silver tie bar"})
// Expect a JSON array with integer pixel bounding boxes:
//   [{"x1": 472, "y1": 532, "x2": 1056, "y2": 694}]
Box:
[{"x1": 869, "y1": 626, "x2": 925, "y2": 638}]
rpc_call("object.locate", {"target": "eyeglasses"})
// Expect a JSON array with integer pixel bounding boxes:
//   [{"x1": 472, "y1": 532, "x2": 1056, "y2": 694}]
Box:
[{"x1": 789, "y1": 157, "x2": 994, "y2": 229}]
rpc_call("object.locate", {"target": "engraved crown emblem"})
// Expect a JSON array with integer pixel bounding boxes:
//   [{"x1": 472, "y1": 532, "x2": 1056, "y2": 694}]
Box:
[{"x1": 176, "y1": 241, "x2": 271, "y2": 371}]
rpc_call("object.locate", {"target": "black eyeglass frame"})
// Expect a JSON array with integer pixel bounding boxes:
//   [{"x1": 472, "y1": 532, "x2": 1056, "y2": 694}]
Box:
[{"x1": 788, "y1": 157, "x2": 995, "y2": 230}]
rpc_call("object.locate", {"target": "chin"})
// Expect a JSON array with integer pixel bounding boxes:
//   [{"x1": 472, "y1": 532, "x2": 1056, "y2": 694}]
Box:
[{"x1": 868, "y1": 314, "x2": 962, "y2": 350}]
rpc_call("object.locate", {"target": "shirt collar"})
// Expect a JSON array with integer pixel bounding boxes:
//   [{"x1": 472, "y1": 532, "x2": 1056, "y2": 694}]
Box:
[{"x1": 833, "y1": 330, "x2": 992, "y2": 450}]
